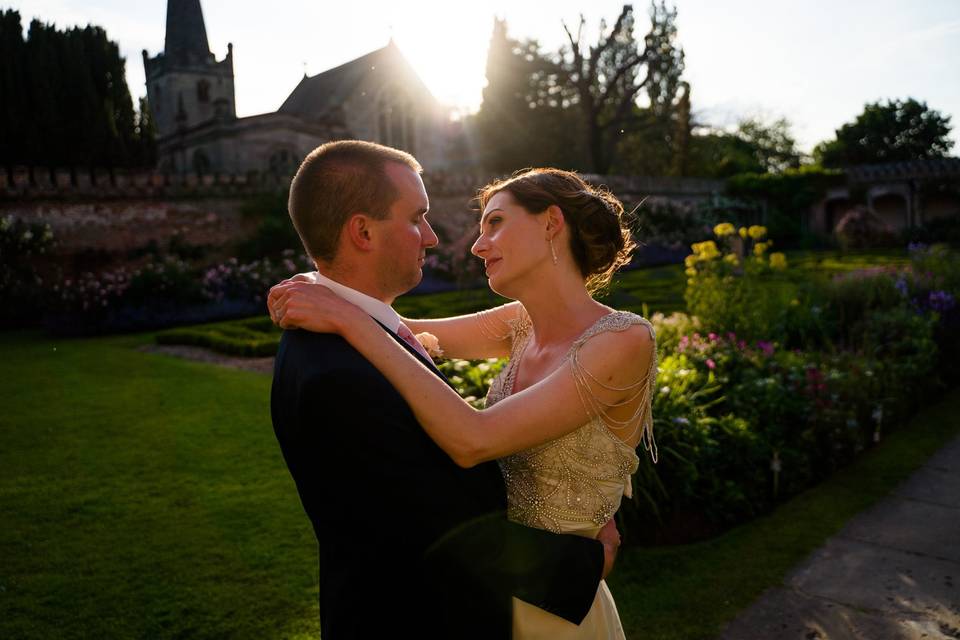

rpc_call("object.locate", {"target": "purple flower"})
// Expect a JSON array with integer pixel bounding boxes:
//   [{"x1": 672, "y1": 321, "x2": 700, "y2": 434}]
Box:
[
  {"x1": 757, "y1": 341, "x2": 775, "y2": 357},
  {"x1": 928, "y1": 290, "x2": 956, "y2": 313},
  {"x1": 894, "y1": 277, "x2": 908, "y2": 298}
]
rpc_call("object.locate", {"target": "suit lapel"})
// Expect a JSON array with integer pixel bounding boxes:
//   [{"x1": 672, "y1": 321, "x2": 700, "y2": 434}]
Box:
[{"x1": 371, "y1": 318, "x2": 456, "y2": 391}]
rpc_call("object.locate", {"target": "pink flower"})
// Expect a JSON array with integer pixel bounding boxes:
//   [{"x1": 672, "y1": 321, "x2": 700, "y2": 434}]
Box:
[
  {"x1": 708, "y1": 332, "x2": 718, "y2": 342},
  {"x1": 706, "y1": 358, "x2": 716, "y2": 370}
]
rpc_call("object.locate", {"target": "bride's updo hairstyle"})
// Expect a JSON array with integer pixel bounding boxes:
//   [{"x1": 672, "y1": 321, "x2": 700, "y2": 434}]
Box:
[{"x1": 477, "y1": 168, "x2": 636, "y2": 295}]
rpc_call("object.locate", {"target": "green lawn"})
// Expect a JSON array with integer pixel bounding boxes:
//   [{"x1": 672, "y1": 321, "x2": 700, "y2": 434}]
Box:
[
  {"x1": 0, "y1": 332, "x2": 319, "y2": 639},
  {"x1": 2, "y1": 327, "x2": 958, "y2": 639}
]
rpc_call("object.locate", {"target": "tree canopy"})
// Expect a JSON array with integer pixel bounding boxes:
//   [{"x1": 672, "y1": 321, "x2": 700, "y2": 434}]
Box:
[
  {"x1": 813, "y1": 98, "x2": 954, "y2": 168},
  {"x1": 0, "y1": 9, "x2": 154, "y2": 168},
  {"x1": 472, "y1": 2, "x2": 688, "y2": 176}
]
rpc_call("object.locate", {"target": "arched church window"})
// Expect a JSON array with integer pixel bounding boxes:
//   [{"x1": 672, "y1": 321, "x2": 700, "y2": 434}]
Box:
[
  {"x1": 192, "y1": 148, "x2": 211, "y2": 175},
  {"x1": 391, "y1": 104, "x2": 405, "y2": 150},
  {"x1": 378, "y1": 98, "x2": 390, "y2": 146},
  {"x1": 197, "y1": 80, "x2": 210, "y2": 103},
  {"x1": 268, "y1": 148, "x2": 299, "y2": 178},
  {"x1": 405, "y1": 111, "x2": 416, "y2": 154}
]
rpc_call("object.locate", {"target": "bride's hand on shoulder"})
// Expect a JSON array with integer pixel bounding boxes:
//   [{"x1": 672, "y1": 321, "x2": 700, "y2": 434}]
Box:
[
  {"x1": 268, "y1": 281, "x2": 364, "y2": 334},
  {"x1": 266, "y1": 271, "x2": 317, "y2": 321}
]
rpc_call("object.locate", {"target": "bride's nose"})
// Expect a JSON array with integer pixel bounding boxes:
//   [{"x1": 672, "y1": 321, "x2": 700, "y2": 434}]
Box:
[{"x1": 471, "y1": 233, "x2": 488, "y2": 257}]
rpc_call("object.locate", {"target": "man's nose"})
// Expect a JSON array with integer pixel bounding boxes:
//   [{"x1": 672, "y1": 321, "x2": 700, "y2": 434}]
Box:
[{"x1": 421, "y1": 220, "x2": 439, "y2": 248}]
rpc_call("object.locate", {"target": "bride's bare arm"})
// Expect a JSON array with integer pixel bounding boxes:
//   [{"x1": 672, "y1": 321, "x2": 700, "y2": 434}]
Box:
[
  {"x1": 267, "y1": 271, "x2": 521, "y2": 360},
  {"x1": 400, "y1": 302, "x2": 522, "y2": 360},
  {"x1": 272, "y1": 281, "x2": 654, "y2": 468}
]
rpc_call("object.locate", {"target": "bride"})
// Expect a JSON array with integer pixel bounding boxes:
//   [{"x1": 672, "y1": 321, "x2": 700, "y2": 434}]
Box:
[{"x1": 269, "y1": 167, "x2": 658, "y2": 639}]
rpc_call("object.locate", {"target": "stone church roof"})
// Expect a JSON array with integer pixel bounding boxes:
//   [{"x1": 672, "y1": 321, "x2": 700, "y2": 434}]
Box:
[
  {"x1": 164, "y1": 0, "x2": 211, "y2": 66},
  {"x1": 278, "y1": 41, "x2": 436, "y2": 120}
]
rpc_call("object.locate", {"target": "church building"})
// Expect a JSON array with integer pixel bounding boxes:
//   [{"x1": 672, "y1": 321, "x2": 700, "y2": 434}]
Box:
[{"x1": 142, "y1": 0, "x2": 453, "y2": 175}]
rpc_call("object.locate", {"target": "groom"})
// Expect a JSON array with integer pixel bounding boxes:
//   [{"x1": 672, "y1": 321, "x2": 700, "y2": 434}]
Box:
[{"x1": 270, "y1": 140, "x2": 613, "y2": 639}]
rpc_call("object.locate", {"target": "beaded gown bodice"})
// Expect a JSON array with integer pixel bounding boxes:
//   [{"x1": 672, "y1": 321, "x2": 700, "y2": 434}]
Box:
[{"x1": 484, "y1": 310, "x2": 658, "y2": 536}]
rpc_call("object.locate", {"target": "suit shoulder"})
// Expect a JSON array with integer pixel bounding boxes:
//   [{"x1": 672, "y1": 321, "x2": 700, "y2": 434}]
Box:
[{"x1": 278, "y1": 329, "x2": 373, "y2": 377}]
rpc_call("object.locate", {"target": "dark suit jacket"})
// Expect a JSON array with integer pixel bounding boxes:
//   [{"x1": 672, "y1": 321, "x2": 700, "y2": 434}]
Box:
[{"x1": 271, "y1": 324, "x2": 604, "y2": 639}]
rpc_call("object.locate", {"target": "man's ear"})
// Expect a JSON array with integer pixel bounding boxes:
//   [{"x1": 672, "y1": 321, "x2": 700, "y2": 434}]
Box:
[
  {"x1": 343, "y1": 212, "x2": 376, "y2": 251},
  {"x1": 544, "y1": 204, "x2": 565, "y2": 239}
]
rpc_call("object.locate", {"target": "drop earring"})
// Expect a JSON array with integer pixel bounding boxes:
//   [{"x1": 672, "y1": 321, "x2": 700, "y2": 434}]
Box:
[{"x1": 549, "y1": 236, "x2": 559, "y2": 265}]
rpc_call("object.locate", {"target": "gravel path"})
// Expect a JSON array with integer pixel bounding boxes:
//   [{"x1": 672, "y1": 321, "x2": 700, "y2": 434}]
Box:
[{"x1": 140, "y1": 344, "x2": 274, "y2": 375}]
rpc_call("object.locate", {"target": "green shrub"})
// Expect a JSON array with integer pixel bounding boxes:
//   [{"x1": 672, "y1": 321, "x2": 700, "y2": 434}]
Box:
[{"x1": 156, "y1": 319, "x2": 281, "y2": 357}]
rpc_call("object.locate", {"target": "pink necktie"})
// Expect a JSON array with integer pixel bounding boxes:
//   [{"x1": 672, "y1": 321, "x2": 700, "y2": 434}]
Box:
[{"x1": 396, "y1": 322, "x2": 432, "y2": 361}]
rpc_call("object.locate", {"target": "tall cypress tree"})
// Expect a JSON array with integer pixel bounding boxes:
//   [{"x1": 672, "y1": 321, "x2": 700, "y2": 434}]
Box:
[{"x1": 0, "y1": 12, "x2": 152, "y2": 168}]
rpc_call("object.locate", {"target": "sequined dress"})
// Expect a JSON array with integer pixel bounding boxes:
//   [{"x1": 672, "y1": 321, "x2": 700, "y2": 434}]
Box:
[{"x1": 484, "y1": 309, "x2": 658, "y2": 640}]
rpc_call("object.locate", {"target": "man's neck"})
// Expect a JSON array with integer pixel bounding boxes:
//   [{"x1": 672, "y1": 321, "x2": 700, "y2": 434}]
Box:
[{"x1": 316, "y1": 265, "x2": 393, "y2": 305}]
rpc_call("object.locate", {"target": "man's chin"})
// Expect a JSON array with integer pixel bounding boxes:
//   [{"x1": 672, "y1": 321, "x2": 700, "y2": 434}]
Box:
[{"x1": 396, "y1": 270, "x2": 423, "y2": 296}]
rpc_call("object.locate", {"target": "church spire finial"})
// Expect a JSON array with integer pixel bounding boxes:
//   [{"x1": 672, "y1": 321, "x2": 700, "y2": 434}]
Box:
[{"x1": 164, "y1": 0, "x2": 211, "y2": 65}]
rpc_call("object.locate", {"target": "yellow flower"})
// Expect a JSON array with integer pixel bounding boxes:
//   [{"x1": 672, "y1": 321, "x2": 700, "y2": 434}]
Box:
[
  {"x1": 685, "y1": 267, "x2": 698, "y2": 277},
  {"x1": 769, "y1": 252, "x2": 787, "y2": 270},
  {"x1": 753, "y1": 241, "x2": 769, "y2": 256},
  {"x1": 692, "y1": 240, "x2": 719, "y2": 260},
  {"x1": 684, "y1": 254, "x2": 698, "y2": 268},
  {"x1": 713, "y1": 222, "x2": 735, "y2": 237},
  {"x1": 738, "y1": 226, "x2": 748, "y2": 238},
  {"x1": 723, "y1": 253, "x2": 739, "y2": 266},
  {"x1": 748, "y1": 225, "x2": 767, "y2": 240},
  {"x1": 790, "y1": 298, "x2": 800, "y2": 306}
]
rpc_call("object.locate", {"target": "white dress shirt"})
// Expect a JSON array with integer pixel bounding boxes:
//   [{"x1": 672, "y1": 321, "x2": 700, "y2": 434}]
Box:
[{"x1": 311, "y1": 271, "x2": 402, "y2": 335}]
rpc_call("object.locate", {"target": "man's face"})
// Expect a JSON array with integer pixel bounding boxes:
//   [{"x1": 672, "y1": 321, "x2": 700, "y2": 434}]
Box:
[{"x1": 374, "y1": 162, "x2": 438, "y2": 301}]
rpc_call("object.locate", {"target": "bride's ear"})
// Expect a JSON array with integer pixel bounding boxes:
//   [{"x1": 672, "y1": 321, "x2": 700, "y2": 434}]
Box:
[{"x1": 544, "y1": 204, "x2": 565, "y2": 239}]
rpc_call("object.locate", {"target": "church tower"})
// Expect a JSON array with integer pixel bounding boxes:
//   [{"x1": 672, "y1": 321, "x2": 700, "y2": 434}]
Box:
[{"x1": 142, "y1": 0, "x2": 236, "y2": 145}]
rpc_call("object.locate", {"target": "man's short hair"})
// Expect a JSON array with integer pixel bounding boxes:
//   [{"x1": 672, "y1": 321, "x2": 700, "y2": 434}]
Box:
[{"x1": 288, "y1": 140, "x2": 422, "y2": 263}]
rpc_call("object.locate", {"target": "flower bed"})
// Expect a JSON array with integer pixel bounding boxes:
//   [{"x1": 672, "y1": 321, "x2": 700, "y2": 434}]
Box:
[
  {"x1": 150, "y1": 228, "x2": 959, "y2": 544},
  {"x1": 43, "y1": 250, "x2": 314, "y2": 335}
]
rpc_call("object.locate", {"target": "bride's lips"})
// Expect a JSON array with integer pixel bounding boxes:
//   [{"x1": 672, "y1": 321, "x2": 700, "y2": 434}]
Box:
[{"x1": 485, "y1": 258, "x2": 502, "y2": 273}]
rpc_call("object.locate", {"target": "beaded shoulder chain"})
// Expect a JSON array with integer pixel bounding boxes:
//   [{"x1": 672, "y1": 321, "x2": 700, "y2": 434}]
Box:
[{"x1": 567, "y1": 312, "x2": 659, "y2": 464}]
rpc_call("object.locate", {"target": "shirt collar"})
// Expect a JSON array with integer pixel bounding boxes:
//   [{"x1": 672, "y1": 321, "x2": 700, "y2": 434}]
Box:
[{"x1": 312, "y1": 271, "x2": 401, "y2": 334}]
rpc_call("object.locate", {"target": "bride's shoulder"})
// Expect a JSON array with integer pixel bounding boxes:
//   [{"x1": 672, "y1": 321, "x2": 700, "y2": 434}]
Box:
[
  {"x1": 583, "y1": 309, "x2": 655, "y2": 344},
  {"x1": 571, "y1": 309, "x2": 653, "y2": 361}
]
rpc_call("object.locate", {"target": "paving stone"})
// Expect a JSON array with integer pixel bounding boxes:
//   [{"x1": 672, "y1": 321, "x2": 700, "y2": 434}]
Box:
[
  {"x1": 789, "y1": 537, "x2": 960, "y2": 622},
  {"x1": 838, "y1": 498, "x2": 960, "y2": 563},
  {"x1": 925, "y1": 437, "x2": 960, "y2": 474},
  {"x1": 892, "y1": 466, "x2": 960, "y2": 509},
  {"x1": 717, "y1": 586, "x2": 958, "y2": 639}
]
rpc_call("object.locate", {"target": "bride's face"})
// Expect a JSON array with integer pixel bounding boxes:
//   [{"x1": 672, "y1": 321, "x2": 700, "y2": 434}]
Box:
[{"x1": 471, "y1": 191, "x2": 551, "y2": 298}]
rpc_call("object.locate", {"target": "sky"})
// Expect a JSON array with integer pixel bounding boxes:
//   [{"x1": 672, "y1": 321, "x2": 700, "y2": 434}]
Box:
[{"x1": 8, "y1": 0, "x2": 960, "y2": 154}]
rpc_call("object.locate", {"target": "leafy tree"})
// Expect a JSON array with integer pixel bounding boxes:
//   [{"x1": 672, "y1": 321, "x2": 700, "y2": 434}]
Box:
[
  {"x1": 687, "y1": 130, "x2": 764, "y2": 178},
  {"x1": 472, "y1": 19, "x2": 581, "y2": 173},
  {"x1": 560, "y1": 2, "x2": 685, "y2": 173},
  {"x1": 736, "y1": 117, "x2": 802, "y2": 173},
  {"x1": 814, "y1": 98, "x2": 954, "y2": 167},
  {"x1": 685, "y1": 117, "x2": 802, "y2": 178}
]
